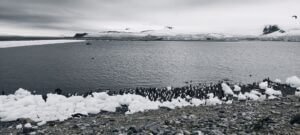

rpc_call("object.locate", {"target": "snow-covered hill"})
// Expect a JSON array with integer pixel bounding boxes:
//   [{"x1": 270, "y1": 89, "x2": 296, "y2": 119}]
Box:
[
  {"x1": 259, "y1": 28, "x2": 300, "y2": 42},
  {"x1": 74, "y1": 26, "x2": 300, "y2": 41}
]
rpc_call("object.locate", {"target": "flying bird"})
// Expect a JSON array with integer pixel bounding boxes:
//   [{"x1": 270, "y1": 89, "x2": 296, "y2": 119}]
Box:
[{"x1": 292, "y1": 15, "x2": 297, "y2": 19}]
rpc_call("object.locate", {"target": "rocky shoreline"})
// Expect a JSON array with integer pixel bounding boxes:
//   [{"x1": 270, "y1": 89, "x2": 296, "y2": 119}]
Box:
[{"x1": 1, "y1": 95, "x2": 300, "y2": 135}]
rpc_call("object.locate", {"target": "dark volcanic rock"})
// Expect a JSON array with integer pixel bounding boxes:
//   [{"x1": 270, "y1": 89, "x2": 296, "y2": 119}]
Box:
[{"x1": 290, "y1": 113, "x2": 300, "y2": 125}]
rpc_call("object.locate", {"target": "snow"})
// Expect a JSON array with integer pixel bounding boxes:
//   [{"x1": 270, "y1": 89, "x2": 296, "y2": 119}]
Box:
[
  {"x1": 295, "y1": 90, "x2": 300, "y2": 97},
  {"x1": 274, "y1": 79, "x2": 281, "y2": 83},
  {"x1": 0, "y1": 88, "x2": 224, "y2": 122},
  {"x1": 0, "y1": 76, "x2": 297, "y2": 122},
  {"x1": 260, "y1": 29, "x2": 300, "y2": 42},
  {"x1": 16, "y1": 124, "x2": 22, "y2": 129},
  {"x1": 221, "y1": 83, "x2": 234, "y2": 95},
  {"x1": 205, "y1": 93, "x2": 223, "y2": 105},
  {"x1": 37, "y1": 121, "x2": 46, "y2": 126},
  {"x1": 24, "y1": 123, "x2": 32, "y2": 128},
  {"x1": 237, "y1": 93, "x2": 247, "y2": 101},
  {"x1": 259, "y1": 82, "x2": 268, "y2": 89},
  {"x1": 233, "y1": 85, "x2": 241, "y2": 92},
  {"x1": 195, "y1": 131, "x2": 204, "y2": 135},
  {"x1": 265, "y1": 88, "x2": 282, "y2": 96},
  {"x1": 0, "y1": 40, "x2": 84, "y2": 48},
  {"x1": 286, "y1": 76, "x2": 300, "y2": 88}
]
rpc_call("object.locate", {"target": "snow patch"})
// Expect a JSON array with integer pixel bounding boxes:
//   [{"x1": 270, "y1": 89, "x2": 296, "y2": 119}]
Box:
[
  {"x1": 259, "y1": 82, "x2": 268, "y2": 89},
  {"x1": 24, "y1": 123, "x2": 32, "y2": 128},
  {"x1": 274, "y1": 79, "x2": 281, "y2": 83},
  {"x1": 16, "y1": 124, "x2": 22, "y2": 129},
  {"x1": 233, "y1": 85, "x2": 241, "y2": 92},
  {"x1": 265, "y1": 88, "x2": 282, "y2": 97},
  {"x1": 286, "y1": 76, "x2": 300, "y2": 88},
  {"x1": 0, "y1": 89, "x2": 224, "y2": 122},
  {"x1": 221, "y1": 83, "x2": 234, "y2": 95}
]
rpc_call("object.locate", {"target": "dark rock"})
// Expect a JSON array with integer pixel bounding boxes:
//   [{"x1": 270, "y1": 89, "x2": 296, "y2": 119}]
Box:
[
  {"x1": 72, "y1": 113, "x2": 87, "y2": 118},
  {"x1": 42, "y1": 95, "x2": 47, "y2": 102},
  {"x1": 290, "y1": 114, "x2": 300, "y2": 125},
  {"x1": 115, "y1": 104, "x2": 129, "y2": 114},
  {"x1": 219, "y1": 110, "x2": 225, "y2": 113},
  {"x1": 54, "y1": 88, "x2": 62, "y2": 95},
  {"x1": 72, "y1": 124, "x2": 79, "y2": 129},
  {"x1": 127, "y1": 126, "x2": 138, "y2": 134},
  {"x1": 47, "y1": 121, "x2": 56, "y2": 127},
  {"x1": 252, "y1": 116, "x2": 274, "y2": 131},
  {"x1": 22, "y1": 127, "x2": 35, "y2": 134}
]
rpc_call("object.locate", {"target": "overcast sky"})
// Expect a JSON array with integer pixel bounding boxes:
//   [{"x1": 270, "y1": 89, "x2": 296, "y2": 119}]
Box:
[{"x1": 0, "y1": 0, "x2": 299, "y2": 36}]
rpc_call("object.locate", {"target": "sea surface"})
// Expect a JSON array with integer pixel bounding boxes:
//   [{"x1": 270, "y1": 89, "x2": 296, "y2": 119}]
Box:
[{"x1": 0, "y1": 41, "x2": 300, "y2": 94}]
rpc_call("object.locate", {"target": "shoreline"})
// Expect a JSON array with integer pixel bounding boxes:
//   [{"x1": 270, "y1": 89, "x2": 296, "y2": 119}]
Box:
[
  {"x1": 1, "y1": 77, "x2": 300, "y2": 134},
  {"x1": 1, "y1": 96, "x2": 300, "y2": 134}
]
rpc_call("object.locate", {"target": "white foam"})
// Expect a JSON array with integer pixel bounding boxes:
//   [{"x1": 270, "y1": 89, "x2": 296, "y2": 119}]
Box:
[{"x1": 0, "y1": 40, "x2": 84, "y2": 48}]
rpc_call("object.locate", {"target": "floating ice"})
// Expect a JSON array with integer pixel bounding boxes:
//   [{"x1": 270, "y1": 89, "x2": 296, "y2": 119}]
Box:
[{"x1": 0, "y1": 40, "x2": 84, "y2": 48}]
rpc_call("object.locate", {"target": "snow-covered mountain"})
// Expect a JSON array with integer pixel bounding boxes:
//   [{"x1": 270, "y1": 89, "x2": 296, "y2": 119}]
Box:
[{"x1": 73, "y1": 26, "x2": 300, "y2": 41}]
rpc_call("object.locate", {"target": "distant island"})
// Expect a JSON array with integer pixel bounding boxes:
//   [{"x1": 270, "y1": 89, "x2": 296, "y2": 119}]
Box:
[
  {"x1": 1, "y1": 25, "x2": 300, "y2": 42},
  {"x1": 72, "y1": 25, "x2": 300, "y2": 42}
]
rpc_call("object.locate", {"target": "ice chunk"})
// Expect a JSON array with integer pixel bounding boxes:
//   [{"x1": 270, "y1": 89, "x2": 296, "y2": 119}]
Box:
[
  {"x1": 221, "y1": 83, "x2": 234, "y2": 95},
  {"x1": 16, "y1": 124, "x2": 22, "y2": 129},
  {"x1": 233, "y1": 85, "x2": 241, "y2": 91},
  {"x1": 286, "y1": 76, "x2": 300, "y2": 88},
  {"x1": 259, "y1": 82, "x2": 268, "y2": 89}
]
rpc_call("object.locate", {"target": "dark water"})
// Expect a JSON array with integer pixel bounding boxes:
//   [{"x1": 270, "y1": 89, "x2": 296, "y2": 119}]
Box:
[{"x1": 0, "y1": 41, "x2": 300, "y2": 94}]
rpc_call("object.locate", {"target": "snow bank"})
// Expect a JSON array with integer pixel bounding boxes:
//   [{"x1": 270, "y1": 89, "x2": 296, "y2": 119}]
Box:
[
  {"x1": 265, "y1": 88, "x2": 282, "y2": 97},
  {"x1": 221, "y1": 83, "x2": 234, "y2": 95},
  {"x1": 274, "y1": 79, "x2": 281, "y2": 83},
  {"x1": 234, "y1": 85, "x2": 241, "y2": 92},
  {"x1": 0, "y1": 40, "x2": 84, "y2": 48},
  {"x1": 0, "y1": 88, "x2": 224, "y2": 122},
  {"x1": 259, "y1": 82, "x2": 268, "y2": 89},
  {"x1": 286, "y1": 76, "x2": 300, "y2": 88},
  {"x1": 1, "y1": 75, "x2": 296, "y2": 122}
]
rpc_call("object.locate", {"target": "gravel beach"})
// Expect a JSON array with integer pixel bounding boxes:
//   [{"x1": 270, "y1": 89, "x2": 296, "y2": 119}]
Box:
[{"x1": 1, "y1": 95, "x2": 300, "y2": 135}]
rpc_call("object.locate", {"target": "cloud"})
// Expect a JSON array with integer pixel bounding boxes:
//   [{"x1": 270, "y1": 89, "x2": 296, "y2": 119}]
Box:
[{"x1": 0, "y1": 0, "x2": 299, "y2": 36}]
